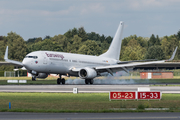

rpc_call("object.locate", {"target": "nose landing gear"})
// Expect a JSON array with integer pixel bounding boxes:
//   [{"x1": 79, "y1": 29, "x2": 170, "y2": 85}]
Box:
[{"x1": 32, "y1": 75, "x2": 36, "y2": 81}]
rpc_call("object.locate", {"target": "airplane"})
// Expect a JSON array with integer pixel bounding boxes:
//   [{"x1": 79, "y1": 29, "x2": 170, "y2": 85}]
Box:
[{"x1": 4, "y1": 21, "x2": 178, "y2": 84}]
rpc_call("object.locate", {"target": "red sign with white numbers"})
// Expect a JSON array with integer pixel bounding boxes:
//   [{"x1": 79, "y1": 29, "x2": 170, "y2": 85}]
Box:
[
  {"x1": 109, "y1": 91, "x2": 136, "y2": 100},
  {"x1": 137, "y1": 91, "x2": 161, "y2": 99}
]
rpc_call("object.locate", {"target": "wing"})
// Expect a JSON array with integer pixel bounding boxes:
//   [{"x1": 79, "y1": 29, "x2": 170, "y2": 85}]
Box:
[
  {"x1": 117, "y1": 59, "x2": 158, "y2": 64},
  {"x1": 69, "y1": 47, "x2": 177, "y2": 76},
  {"x1": 4, "y1": 46, "x2": 23, "y2": 66},
  {"x1": 96, "y1": 46, "x2": 178, "y2": 74},
  {"x1": 96, "y1": 60, "x2": 165, "y2": 70}
]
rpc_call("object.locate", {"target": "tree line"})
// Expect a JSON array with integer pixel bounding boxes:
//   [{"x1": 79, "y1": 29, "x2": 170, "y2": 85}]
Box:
[{"x1": 0, "y1": 27, "x2": 180, "y2": 62}]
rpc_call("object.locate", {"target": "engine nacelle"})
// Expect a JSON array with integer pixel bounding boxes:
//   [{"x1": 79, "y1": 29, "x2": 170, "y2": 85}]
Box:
[
  {"x1": 37, "y1": 73, "x2": 48, "y2": 79},
  {"x1": 79, "y1": 67, "x2": 97, "y2": 79}
]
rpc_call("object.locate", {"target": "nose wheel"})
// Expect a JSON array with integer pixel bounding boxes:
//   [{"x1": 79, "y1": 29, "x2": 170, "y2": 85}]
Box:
[{"x1": 32, "y1": 76, "x2": 36, "y2": 81}]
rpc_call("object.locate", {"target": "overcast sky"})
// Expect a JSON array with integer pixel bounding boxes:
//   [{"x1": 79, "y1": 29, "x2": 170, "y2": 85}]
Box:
[{"x1": 0, "y1": 0, "x2": 180, "y2": 40}]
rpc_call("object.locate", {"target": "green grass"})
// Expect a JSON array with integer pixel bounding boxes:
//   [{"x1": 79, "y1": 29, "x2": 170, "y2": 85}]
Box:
[
  {"x1": 0, "y1": 93, "x2": 180, "y2": 112},
  {"x1": 0, "y1": 80, "x2": 57, "y2": 85},
  {"x1": 0, "y1": 77, "x2": 57, "y2": 80}
]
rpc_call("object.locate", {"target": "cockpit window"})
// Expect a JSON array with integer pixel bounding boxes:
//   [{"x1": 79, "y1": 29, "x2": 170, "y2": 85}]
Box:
[{"x1": 25, "y1": 56, "x2": 38, "y2": 59}]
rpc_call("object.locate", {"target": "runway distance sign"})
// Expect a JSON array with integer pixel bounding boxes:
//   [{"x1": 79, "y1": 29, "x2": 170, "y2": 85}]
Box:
[
  {"x1": 137, "y1": 91, "x2": 161, "y2": 100},
  {"x1": 109, "y1": 91, "x2": 136, "y2": 100}
]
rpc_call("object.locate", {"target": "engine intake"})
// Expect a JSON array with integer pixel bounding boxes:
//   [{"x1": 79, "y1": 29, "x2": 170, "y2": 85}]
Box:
[
  {"x1": 79, "y1": 67, "x2": 97, "y2": 79},
  {"x1": 29, "y1": 70, "x2": 48, "y2": 79}
]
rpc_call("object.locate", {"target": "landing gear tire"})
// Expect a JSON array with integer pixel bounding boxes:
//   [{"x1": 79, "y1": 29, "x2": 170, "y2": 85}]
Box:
[
  {"x1": 62, "y1": 78, "x2": 65, "y2": 84},
  {"x1": 32, "y1": 76, "x2": 36, "y2": 81},
  {"x1": 85, "y1": 79, "x2": 89, "y2": 84},
  {"x1": 90, "y1": 79, "x2": 94, "y2": 84},
  {"x1": 57, "y1": 76, "x2": 65, "y2": 85},
  {"x1": 85, "y1": 79, "x2": 93, "y2": 84},
  {"x1": 57, "y1": 78, "x2": 60, "y2": 84}
]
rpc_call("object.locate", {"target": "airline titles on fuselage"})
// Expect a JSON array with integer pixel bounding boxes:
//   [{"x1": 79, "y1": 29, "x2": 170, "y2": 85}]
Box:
[
  {"x1": 45, "y1": 52, "x2": 64, "y2": 60},
  {"x1": 45, "y1": 52, "x2": 110, "y2": 66}
]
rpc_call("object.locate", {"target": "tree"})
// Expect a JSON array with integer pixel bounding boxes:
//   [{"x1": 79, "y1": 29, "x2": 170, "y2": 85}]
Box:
[
  {"x1": 78, "y1": 27, "x2": 87, "y2": 41},
  {"x1": 100, "y1": 34, "x2": 106, "y2": 43},
  {"x1": 71, "y1": 35, "x2": 82, "y2": 53},
  {"x1": 78, "y1": 40, "x2": 101, "y2": 55},
  {"x1": 35, "y1": 37, "x2": 42, "y2": 43},
  {"x1": 87, "y1": 32, "x2": 100, "y2": 41},
  {"x1": 5, "y1": 32, "x2": 27, "y2": 61},
  {"x1": 11, "y1": 37, "x2": 27, "y2": 61},
  {"x1": 43, "y1": 35, "x2": 51, "y2": 40},
  {"x1": 0, "y1": 36, "x2": 3, "y2": 40},
  {"x1": 71, "y1": 28, "x2": 78, "y2": 37},
  {"x1": 148, "y1": 34, "x2": 156, "y2": 47},
  {"x1": 177, "y1": 30, "x2": 180, "y2": 41},
  {"x1": 120, "y1": 39, "x2": 146, "y2": 61},
  {"x1": 64, "y1": 29, "x2": 72, "y2": 38},
  {"x1": 101, "y1": 41, "x2": 109, "y2": 51},
  {"x1": 161, "y1": 37, "x2": 169, "y2": 59},
  {"x1": 0, "y1": 36, "x2": 7, "y2": 60},
  {"x1": 105, "y1": 36, "x2": 113, "y2": 44},
  {"x1": 0, "y1": 65, "x2": 14, "y2": 71},
  {"x1": 161, "y1": 35, "x2": 178, "y2": 59},
  {"x1": 145, "y1": 45, "x2": 165, "y2": 60},
  {"x1": 136, "y1": 36, "x2": 148, "y2": 47},
  {"x1": 26, "y1": 38, "x2": 36, "y2": 44},
  {"x1": 28, "y1": 39, "x2": 62, "y2": 52},
  {"x1": 155, "y1": 35, "x2": 161, "y2": 45}
]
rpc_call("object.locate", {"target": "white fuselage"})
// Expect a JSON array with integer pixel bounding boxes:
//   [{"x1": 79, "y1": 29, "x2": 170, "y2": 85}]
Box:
[{"x1": 22, "y1": 51, "x2": 118, "y2": 76}]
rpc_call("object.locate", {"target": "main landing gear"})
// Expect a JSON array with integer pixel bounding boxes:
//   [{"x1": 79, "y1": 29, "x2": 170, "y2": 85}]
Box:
[
  {"x1": 85, "y1": 79, "x2": 94, "y2": 84},
  {"x1": 57, "y1": 75, "x2": 65, "y2": 84}
]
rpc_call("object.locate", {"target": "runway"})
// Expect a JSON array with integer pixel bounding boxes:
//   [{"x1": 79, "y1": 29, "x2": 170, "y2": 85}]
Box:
[
  {"x1": 0, "y1": 112, "x2": 180, "y2": 120},
  {"x1": 1, "y1": 85, "x2": 180, "y2": 120},
  {"x1": 0, "y1": 85, "x2": 180, "y2": 93}
]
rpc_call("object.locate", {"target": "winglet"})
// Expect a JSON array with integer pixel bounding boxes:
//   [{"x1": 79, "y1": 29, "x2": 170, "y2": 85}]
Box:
[
  {"x1": 168, "y1": 46, "x2": 178, "y2": 61},
  {"x1": 4, "y1": 46, "x2": 23, "y2": 66},
  {"x1": 4, "y1": 46, "x2": 8, "y2": 60}
]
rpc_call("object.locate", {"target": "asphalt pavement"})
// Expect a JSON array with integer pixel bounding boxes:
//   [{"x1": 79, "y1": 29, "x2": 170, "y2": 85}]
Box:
[
  {"x1": 0, "y1": 112, "x2": 180, "y2": 120},
  {"x1": 0, "y1": 84, "x2": 180, "y2": 93}
]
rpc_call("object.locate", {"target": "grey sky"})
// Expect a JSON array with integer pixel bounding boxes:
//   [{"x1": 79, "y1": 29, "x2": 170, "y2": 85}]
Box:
[{"x1": 0, "y1": 0, "x2": 180, "y2": 40}]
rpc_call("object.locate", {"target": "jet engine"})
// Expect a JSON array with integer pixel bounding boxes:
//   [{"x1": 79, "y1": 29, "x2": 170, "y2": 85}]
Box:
[
  {"x1": 37, "y1": 73, "x2": 48, "y2": 79},
  {"x1": 30, "y1": 70, "x2": 48, "y2": 79},
  {"x1": 79, "y1": 67, "x2": 97, "y2": 79}
]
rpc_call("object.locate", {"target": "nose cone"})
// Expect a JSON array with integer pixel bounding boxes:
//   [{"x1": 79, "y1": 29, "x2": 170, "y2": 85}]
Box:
[
  {"x1": 22, "y1": 59, "x2": 27, "y2": 67},
  {"x1": 22, "y1": 58, "x2": 31, "y2": 70}
]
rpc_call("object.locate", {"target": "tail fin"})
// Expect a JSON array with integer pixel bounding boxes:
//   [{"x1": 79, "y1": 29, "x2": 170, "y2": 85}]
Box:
[{"x1": 99, "y1": 21, "x2": 124, "y2": 60}]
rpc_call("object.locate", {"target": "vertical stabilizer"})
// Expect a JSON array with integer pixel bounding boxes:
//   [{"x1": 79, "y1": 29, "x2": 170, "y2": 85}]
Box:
[{"x1": 99, "y1": 21, "x2": 124, "y2": 60}]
